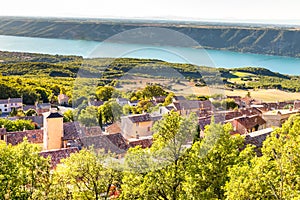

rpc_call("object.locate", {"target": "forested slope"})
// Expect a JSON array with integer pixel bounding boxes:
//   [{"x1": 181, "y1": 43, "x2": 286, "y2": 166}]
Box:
[{"x1": 0, "y1": 17, "x2": 300, "y2": 57}]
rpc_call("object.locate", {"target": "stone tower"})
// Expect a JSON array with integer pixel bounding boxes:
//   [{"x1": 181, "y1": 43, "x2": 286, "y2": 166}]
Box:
[{"x1": 43, "y1": 111, "x2": 64, "y2": 150}]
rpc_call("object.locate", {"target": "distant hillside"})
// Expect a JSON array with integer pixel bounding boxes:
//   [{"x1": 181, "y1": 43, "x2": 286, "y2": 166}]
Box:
[
  {"x1": 1, "y1": 51, "x2": 300, "y2": 92},
  {"x1": 0, "y1": 17, "x2": 300, "y2": 57}
]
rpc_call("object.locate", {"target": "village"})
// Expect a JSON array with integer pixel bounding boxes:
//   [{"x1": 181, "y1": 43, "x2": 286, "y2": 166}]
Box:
[{"x1": 0, "y1": 91, "x2": 299, "y2": 168}]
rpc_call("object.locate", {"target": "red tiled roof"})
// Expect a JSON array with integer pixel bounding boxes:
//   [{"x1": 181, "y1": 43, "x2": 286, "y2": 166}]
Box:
[
  {"x1": 104, "y1": 133, "x2": 129, "y2": 151},
  {"x1": 128, "y1": 114, "x2": 151, "y2": 123},
  {"x1": 224, "y1": 111, "x2": 243, "y2": 120},
  {"x1": 81, "y1": 135, "x2": 126, "y2": 154},
  {"x1": 129, "y1": 138, "x2": 153, "y2": 148},
  {"x1": 63, "y1": 122, "x2": 82, "y2": 140},
  {"x1": 244, "y1": 131, "x2": 272, "y2": 156},
  {"x1": 6, "y1": 129, "x2": 43, "y2": 145},
  {"x1": 40, "y1": 147, "x2": 79, "y2": 168},
  {"x1": 236, "y1": 115, "x2": 266, "y2": 129},
  {"x1": 82, "y1": 126, "x2": 102, "y2": 136},
  {"x1": 239, "y1": 107, "x2": 262, "y2": 116},
  {"x1": 105, "y1": 123, "x2": 121, "y2": 135}
]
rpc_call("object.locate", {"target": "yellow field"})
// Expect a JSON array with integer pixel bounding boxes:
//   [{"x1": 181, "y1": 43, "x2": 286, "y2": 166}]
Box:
[
  {"x1": 117, "y1": 77, "x2": 300, "y2": 102},
  {"x1": 225, "y1": 89, "x2": 300, "y2": 102}
]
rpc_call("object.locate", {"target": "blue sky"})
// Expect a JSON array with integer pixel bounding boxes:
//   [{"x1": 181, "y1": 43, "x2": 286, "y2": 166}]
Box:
[{"x1": 0, "y1": 0, "x2": 300, "y2": 24}]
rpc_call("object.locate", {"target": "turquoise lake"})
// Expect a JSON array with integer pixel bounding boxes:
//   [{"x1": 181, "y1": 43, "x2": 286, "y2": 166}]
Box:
[{"x1": 1, "y1": 34, "x2": 300, "y2": 75}]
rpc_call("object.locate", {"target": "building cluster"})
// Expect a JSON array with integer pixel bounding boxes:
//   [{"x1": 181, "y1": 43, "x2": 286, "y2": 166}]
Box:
[{"x1": 0, "y1": 94, "x2": 299, "y2": 167}]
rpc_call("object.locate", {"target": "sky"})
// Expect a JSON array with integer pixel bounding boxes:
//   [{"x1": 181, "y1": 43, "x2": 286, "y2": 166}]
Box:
[{"x1": 0, "y1": 0, "x2": 300, "y2": 24}]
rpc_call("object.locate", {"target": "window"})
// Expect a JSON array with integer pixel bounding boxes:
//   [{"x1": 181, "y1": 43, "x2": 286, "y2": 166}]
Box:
[
  {"x1": 147, "y1": 127, "x2": 150, "y2": 132},
  {"x1": 4, "y1": 104, "x2": 7, "y2": 107},
  {"x1": 4, "y1": 109, "x2": 7, "y2": 112}
]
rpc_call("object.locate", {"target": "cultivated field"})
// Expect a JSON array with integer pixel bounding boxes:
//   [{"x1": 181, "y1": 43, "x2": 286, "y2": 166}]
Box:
[{"x1": 116, "y1": 76, "x2": 300, "y2": 102}]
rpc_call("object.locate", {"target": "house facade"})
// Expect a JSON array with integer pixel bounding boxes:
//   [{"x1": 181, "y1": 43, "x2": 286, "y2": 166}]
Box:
[
  {"x1": 121, "y1": 113, "x2": 161, "y2": 139},
  {"x1": 0, "y1": 98, "x2": 23, "y2": 113},
  {"x1": 262, "y1": 109, "x2": 300, "y2": 128}
]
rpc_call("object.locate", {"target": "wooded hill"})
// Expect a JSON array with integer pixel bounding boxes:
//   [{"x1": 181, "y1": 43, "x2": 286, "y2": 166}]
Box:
[
  {"x1": 0, "y1": 17, "x2": 300, "y2": 57},
  {"x1": 1, "y1": 51, "x2": 300, "y2": 96}
]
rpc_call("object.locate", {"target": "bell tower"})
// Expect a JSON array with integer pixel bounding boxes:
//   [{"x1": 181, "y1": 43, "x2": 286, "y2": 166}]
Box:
[{"x1": 43, "y1": 111, "x2": 64, "y2": 150}]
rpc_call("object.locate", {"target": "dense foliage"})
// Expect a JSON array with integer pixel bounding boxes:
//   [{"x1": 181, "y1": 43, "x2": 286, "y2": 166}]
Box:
[{"x1": 1, "y1": 114, "x2": 300, "y2": 199}]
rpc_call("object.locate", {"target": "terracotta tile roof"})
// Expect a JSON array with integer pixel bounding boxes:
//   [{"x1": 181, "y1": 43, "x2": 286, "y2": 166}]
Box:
[
  {"x1": 244, "y1": 128, "x2": 273, "y2": 156},
  {"x1": 82, "y1": 126, "x2": 102, "y2": 136},
  {"x1": 219, "y1": 108, "x2": 262, "y2": 121},
  {"x1": 6, "y1": 129, "x2": 43, "y2": 145},
  {"x1": 236, "y1": 115, "x2": 266, "y2": 129},
  {"x1": 198, "y1": 114, "x2": 226, "y2": 130},
  {"x1": 104, "y1": 133, "x2": 129, "y2": 151},
  {"x1": 81, "y1": 135, "x2": 126, "y2": 154},
  {"x1": 224, "y1": 111, "x2": 243, "y2": 120},
  {"x1": 129, "y1": 138, "x2": 153, "y2": 148},
  {"x1": 40, "y1": 147, "x2": 79, "y2": 168},
  {"x1": 63, "y1": 122, "x2": 82, "y2": 140},
  {"x1": 128, "y1": 113, "x2": 151, "y2": 123},
  {"x1": 239, "y1": 107, "x2": 262, "y2": 116},
  {"x1": 105, "y1": 123, "x2": 121, "y2": 135}
]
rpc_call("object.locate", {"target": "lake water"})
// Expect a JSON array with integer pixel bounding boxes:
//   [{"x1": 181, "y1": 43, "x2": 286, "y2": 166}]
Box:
[{"x1": 1, "y1": 34, "x2": 300, "y2": 75}]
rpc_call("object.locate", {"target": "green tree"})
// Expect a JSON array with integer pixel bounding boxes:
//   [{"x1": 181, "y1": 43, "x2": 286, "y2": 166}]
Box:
[
  {"x1": 142, "y1": 85, "x2": 167, "y2": 99},
  {"x1": 0, "y1": 139, "x2": 51, "y2": 199},
  {"x1": 184, "y1": 121, "x2": 244, "y2": 199},
  {"x1": 55, "y1": 149, "x2": 121, "y2": 200},
  {"x1": 35, "y1": 87, "x2": 50, "y2": 103},
  {"x1": 163, "y1": 92, "x2": 174, "y2": 106},
  {"x1": 121, "y1": 111, "x2": 198, "y2": 200},
  {"x1": 0, "y1": 119, "x2": 35, "y2": 132},
  {"x1": 96, "y1": 86, "x2": 115, "y2": 101},
  {"x1": 225, "y1": 114, "x2": 300, "y2": 199},
  {"x1": 122, "y1": 104, "x2": 132, "y2": 115},
  {"x1": 25, "y1": 108, "x2": 37, "y2": 116},
  {"x1": 63, "y1": 110, "x2": 74, "y2": 122},
  {"x1": 78, "y1": 106, "x2": 98, "y2": 127},
  {"x1": 221, "y1": 98, "x2": 238, "y2": 110},
  {"x1": 98, "y1": 101, "x2": 122, "y2": 124},
  {"x1": 9, "y1": 107, "x2": 18, "y2": 117},
  {"x1": 136, "y1": 100, "x2": 153, "y2": 113}
]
